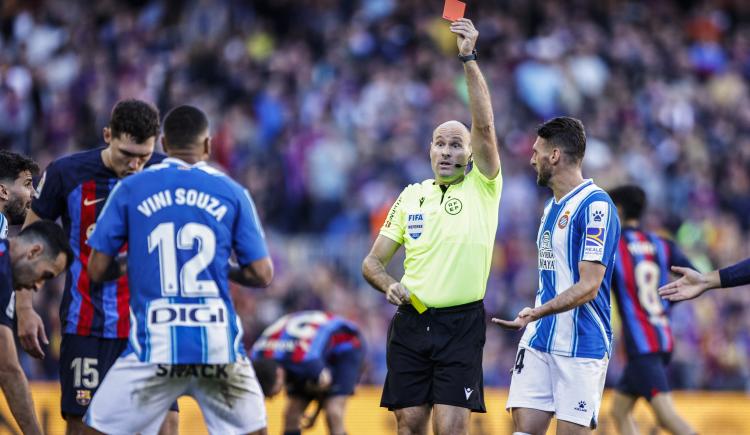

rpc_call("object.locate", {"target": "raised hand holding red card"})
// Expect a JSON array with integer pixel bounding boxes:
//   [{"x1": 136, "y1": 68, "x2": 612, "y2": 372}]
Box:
[{"x1": 443, "y1": 0, "x2": 466, "y2": 21}]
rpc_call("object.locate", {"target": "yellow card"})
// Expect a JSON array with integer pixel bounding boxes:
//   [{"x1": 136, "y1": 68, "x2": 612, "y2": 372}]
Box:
[{"x1": 410, "y1": 293, "x2": 428, "y2": 314}]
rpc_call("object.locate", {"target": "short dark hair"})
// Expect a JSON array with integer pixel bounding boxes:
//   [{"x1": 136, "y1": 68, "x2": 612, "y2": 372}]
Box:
[
  {"x1": 609, "y1": 185, "x2": 647, "y2": 221},
  {"x1": 537, "y1": 116, "x2": 586, "y2": 162},
  {"x1": 162, "y1": 105, "x2": 209, "y2": 149},
  {"x1": 251, "y1": 359, "x2": 280, "y2": 397},
  {"x1": 18, "y1": 220, "x2": 74, "y2": 269},
  {"x1": 109, "y1": 99, "x2": 161, "y2": 144},
  {"x1": 0, "y1": 150, "x2": 39, "y2": 182}
]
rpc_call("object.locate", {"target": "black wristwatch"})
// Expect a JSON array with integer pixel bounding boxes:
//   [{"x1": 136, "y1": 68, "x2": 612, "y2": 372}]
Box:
[{"x1": 458, "y1": 49, "x2": 477, "y2": 63}]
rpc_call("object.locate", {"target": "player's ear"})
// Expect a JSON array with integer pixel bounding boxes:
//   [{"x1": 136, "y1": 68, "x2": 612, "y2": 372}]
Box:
[
  {"x1": 161, "y1": 136, "x2": 169, "y2": 154},
  {"x1": 203, "y1": 136, "x2": 211, "y2": 158},
  {"x1": 550, "y1": 148, "x2": 561, "y2": 165},
  {"x1": 0, "y1": 182, "x2": 8, "y2": 201},
  {"x1": 103, "y1": 127, "x2": 112, "y2": 144},
  {"x1": 27, "y1": 243, "x2": 43, "y2": 260}
]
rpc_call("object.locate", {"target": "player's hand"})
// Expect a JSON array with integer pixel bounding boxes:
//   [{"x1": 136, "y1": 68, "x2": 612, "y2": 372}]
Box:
[
  {"x1": 658, "y1": 266, "x2": 712, "y2": 302},
  {"x1": 304, "y1": 368, "x2": 332, "y2": 396},
  {"x1": 317, "y1": 368, "x2": 332, "y2": 390},
  {"x1": 491, "y1": 307, "x2": 537, "y2": 330},
  {"x1": 450, "y1": 18, "x2": 479, "y2": 56},
  {"x1": 16, "y1": 306, "x2": 48, "y2": 359},
  {"x1": 385, "y1": 282, "x2": 411, "y2": 306}
]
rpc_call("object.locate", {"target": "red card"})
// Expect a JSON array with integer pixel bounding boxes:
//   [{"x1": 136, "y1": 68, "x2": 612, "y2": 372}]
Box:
[{"x1": 442, "y1": 0, "x2": 466, "y2": 21}]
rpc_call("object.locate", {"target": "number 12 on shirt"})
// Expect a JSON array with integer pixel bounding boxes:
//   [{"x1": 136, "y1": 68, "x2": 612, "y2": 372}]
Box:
[{"x1": 148, "y1": 221, "x2": 219, "y2": 297}]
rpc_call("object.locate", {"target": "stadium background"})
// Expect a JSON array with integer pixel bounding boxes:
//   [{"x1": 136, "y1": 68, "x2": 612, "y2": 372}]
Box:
[{"x1": 1, "y1": 0, "x2": 750, "y2": 432}]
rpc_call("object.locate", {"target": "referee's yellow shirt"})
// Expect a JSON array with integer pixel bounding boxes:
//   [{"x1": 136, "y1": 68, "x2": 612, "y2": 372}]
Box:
[{"x1": 380, "y1": 167, "x2": 502, "y2": 308}]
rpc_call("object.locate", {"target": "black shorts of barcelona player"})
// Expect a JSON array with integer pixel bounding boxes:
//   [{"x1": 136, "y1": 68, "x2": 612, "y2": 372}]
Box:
[
  {"x1": 18, "y1": 100, "x2": 179, "y2": 434},
  {"x1": 0, "y1": 221, "x2": 72, "y2": 435},
  {"x1": 362, "y1": 18, "x2": 502, "y2": 435},
  {"x1": 608, "y1": 185, "x2": 696, "y2": 435}
]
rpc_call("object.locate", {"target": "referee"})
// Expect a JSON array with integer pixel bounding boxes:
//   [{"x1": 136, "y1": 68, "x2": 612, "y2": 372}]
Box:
[{"x1": 362, "y1": 18, "x2": 501, "y2": 435}]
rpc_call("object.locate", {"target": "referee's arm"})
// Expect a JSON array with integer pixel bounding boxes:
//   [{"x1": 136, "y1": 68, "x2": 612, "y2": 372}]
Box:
[
  {"x1": 362, "y1": 235, "x2": 410, "y2": 305},
  {"x1": 452, "y1": 19, "x2": 500, "y2": 179}
]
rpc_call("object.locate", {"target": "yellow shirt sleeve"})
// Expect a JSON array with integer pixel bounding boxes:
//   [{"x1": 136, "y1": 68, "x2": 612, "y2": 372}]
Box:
[
  {"x1": 379, "y1": 187, "x2": 409, "y2": 244},
  {"x1": 468, "y1": 165, "x2": 503, "y2": 201}
]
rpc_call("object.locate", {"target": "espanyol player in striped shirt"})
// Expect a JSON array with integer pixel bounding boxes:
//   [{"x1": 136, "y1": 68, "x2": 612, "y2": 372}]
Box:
[
  {"x1": 608, "y1": 185, "x2": 696, "y2": 435},
  {"x1": 84, "y1": 105, "x2": 273, "y2": 435},
  {"x1": 493, "y1": 117, "x2": 620, "y2": 434}
]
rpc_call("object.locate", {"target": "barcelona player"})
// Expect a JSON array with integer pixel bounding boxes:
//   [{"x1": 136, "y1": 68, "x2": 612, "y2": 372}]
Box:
[
  {"x1": 608, "y1": 185, "x2": 696, "y2": 435},
  {"x1": 20, "y1": 100, "x2": 178, "y2": 434},
  {"x1": 252, "y1": 311, "x2": 364, "y2": 435}
]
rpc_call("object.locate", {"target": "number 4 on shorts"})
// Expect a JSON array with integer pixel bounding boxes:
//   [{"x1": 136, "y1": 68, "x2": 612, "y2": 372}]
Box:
[{"x1": 513, "y1": 348, "x2": 525, "y2": 374}]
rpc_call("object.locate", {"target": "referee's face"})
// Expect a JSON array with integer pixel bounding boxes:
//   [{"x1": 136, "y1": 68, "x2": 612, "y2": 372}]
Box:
[{"x1": 430, "y1": 123, "x2": 471, "y2": 184}]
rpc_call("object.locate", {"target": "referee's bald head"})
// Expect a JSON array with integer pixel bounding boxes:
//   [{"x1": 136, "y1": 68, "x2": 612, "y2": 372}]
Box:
[{"x1": 432, "y1": 120, "x2": 471, "y2": 148}]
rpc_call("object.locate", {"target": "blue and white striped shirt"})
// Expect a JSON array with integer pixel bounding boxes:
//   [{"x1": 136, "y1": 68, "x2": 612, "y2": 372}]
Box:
[
  {"x1": 0, "y1": 213, "x2": 7, "y2": 239},
  {"x1": 520, "y1": 180, "x2": 620, "y2": 359}
]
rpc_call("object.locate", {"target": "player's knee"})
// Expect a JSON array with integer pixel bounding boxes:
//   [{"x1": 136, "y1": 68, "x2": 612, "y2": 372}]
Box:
[
  {"x1": 325, "y1": 407, "x2": 345, "y2": 430},
  {"x1": 652, "y1": 407, "x2": 681, "y2": 431},
  {"x1": 609, "y1": 404, "x2": 628, "y2": 422},
  {"x1": 0, "y1": 360, "x2": 24, "y2": 382},
  {"x1": 434, "y1": 421, "x2": 469, "y2": 435},
  {"x1": 395, "y1": 410, "x2": 429, "y2": 434},
  {"x1": 511, "y1": 411, "x2": 549, "y2": 435}
]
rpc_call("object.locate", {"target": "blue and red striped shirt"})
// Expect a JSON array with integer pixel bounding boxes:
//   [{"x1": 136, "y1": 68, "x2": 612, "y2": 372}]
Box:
[
  {"x1": 612, "y1": 227, "x2": 694, "y2": 357},
  {"x1": 32, "y1": 148, "x2": 163, "y2": 339},
  {"x1": 250, "y1": 311, "x2": 362, "y2": 380}
]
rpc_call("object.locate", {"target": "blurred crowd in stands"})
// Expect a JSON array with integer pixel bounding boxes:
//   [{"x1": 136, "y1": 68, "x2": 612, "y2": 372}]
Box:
[{"x1": 2, "y1": 0, "x2": 750, "y2": 390}]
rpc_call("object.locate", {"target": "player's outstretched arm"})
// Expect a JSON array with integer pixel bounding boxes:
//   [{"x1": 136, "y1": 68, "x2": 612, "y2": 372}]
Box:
[
  {"x1": 659, "y1": 267, "x2": 720, "y2": 302},
  {"x1": 229, "y1": 256, "x2": 273, "y2": 288},
  {"x1": 451, "y1": 18, "x2": 500, "y2": 179},
  {"x1": 0, "y1": 325, "x2": 42, "y2": 435},
  {"x1": 491, "y1": 261, "x2": 606, "y2": 330}
]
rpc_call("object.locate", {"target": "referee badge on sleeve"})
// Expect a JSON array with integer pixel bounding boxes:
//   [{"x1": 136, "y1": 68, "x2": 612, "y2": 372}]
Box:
[{"x1": 407, "y1": 213, "x2": 424, "y2": 239}]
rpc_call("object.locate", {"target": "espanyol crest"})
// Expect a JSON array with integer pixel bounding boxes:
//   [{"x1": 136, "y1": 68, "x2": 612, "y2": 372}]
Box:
[{"x1": 407, "y1": 213, "x2": 424, "y2": 239}]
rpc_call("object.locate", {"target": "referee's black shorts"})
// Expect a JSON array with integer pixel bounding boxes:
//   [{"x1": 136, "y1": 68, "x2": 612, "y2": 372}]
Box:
[{"x1": 380, "y1": 300, "x2": 486, "y2": 412}]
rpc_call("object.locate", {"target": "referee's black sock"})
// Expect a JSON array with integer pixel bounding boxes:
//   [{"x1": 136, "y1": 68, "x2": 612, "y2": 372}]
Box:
[{"x1": 283, "y1": 431, "x2": 302, "y2": 435}]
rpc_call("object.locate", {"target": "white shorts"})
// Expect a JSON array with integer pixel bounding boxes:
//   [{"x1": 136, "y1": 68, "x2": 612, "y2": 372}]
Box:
[
  {"x1": 506, "y1": 345, "x2": 608, "y2": 428},
  {"x1": 84, "y1": 353, "x2": 267, "y2": 435}
]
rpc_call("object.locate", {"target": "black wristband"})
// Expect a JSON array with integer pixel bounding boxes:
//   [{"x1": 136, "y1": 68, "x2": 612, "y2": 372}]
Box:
[{"x1": 459, "y1": 49, "x2": 477, "y2": 63}]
